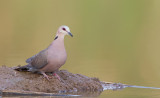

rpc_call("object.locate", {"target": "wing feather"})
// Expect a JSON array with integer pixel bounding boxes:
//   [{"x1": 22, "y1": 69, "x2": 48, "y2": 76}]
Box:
[{"x1": 26, "y1": 49, "x2": 48, "y2": 69}]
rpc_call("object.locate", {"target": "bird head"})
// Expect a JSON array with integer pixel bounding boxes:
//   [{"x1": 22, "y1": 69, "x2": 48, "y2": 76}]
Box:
[{"x1": 57, "y1": 25, "x2": 73, "y2": 37}]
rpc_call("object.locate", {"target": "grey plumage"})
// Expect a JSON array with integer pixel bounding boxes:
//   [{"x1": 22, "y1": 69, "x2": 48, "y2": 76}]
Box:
[{"x1": 27, "y1": 49, "x2": 48, "y2": 69}]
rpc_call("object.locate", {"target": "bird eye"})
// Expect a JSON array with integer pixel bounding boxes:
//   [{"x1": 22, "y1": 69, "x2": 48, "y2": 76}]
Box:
[{"x1": 62, "y1": 28, "x2": 66, "y2": 31}]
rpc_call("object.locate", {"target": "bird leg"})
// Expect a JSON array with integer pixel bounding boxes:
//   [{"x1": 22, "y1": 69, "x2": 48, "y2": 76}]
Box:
[
  {"x1": 41, "y1": 72, "x2": 50, "y2": 81},
  {"x1": 53, "y1": 73, "x2": 61, "y2": 81}
]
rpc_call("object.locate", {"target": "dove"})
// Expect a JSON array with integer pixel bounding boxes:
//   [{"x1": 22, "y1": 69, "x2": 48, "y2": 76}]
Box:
[{"x1": 15, "y1": 25, "x2": 73, "y2": 80}]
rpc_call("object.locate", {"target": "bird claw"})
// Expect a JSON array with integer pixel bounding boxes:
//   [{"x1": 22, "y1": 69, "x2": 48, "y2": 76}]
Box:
[
  {"x1": 42, "y1": 72, "x2": 50, "y2": 81},
  {"x1": 41, "y1": 72, "x2": 64, "y2": 82},
  {"x1": 53, "y1": 73, "x2": 62, "y2": 81}
]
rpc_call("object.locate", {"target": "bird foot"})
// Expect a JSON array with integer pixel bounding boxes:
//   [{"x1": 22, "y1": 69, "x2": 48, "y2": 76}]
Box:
[
  {"x1": 53, "y1": 73, "x2": 61, "y2": 81},
  {"x1": 42, "y1": 72, "x2": 50, "y2": 81},
  {"x1": 41, "y1": 72, "x2": 63, "y2": 82}
]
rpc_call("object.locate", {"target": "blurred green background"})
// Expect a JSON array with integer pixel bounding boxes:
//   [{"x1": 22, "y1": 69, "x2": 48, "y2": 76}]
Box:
[{"x1": 0, "y1": 0, "x2": 160, "y2": 97}]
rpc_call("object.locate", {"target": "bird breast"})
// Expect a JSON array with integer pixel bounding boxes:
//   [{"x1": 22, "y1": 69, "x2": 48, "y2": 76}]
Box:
[{"x1": 47, "y1": 45, "x2": 67, "y2": 66}]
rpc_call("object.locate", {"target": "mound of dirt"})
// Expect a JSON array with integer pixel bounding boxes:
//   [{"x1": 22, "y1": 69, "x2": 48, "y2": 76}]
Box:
[{"x1": 0, "y1": 65, "x2": 103, "y2": 94}]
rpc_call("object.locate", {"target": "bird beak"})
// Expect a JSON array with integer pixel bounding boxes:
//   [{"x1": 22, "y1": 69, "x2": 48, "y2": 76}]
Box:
[{"x1": 68, "y1": 32, "x2": 73, "y2": 37}]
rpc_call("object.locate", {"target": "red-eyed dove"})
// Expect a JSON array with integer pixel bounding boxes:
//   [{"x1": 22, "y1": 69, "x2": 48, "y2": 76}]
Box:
[{"x1": 15, "y1": 25, "x2": 73, "y2": 80}]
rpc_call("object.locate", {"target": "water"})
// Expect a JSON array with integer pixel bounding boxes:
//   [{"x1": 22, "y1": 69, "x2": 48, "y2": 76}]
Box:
[
  {"x1": 101, "y1": 88, "x2": 160, "y2": 98},
  {"x1": 0, "y1": 0, "x2": 160, "y2": 97},
  {"x1": 102, "y1": 83, "x2": 160, "y2": 98},
  {"x1": 1, "y1": 83, "x2": 160, "y2": 97}
]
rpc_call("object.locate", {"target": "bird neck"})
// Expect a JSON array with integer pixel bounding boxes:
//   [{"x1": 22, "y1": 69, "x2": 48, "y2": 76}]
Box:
[
  {"x1": 54, "y1": 34, "x2": 65, "y2": 41},
  {"x1": 49, "y1": 35, "x2": 65, "y2": 49}
]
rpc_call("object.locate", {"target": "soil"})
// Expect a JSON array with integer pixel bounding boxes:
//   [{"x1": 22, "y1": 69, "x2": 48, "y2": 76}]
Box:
[{"x1": 0, "y1": 65, "x2": 103, "y2": 96}]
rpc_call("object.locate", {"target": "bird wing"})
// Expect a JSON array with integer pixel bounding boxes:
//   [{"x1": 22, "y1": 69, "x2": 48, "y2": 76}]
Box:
[
  {"x1": 26, "y1": 49, "x2": 48, "y2": 69},
  {"x1": 26, "y1": 55, "x2": 36, "y2": 63}
]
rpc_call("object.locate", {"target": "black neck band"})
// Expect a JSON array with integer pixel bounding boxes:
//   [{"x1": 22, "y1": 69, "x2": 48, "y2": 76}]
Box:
[{"x1": 54, "y1": 36, "x2": 58, "y2": 40}]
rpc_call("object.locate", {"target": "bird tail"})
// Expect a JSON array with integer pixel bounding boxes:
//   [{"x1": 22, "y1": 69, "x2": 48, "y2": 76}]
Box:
[{"x1": 14, "y1": 64, "x2": 31, "y2": 72}]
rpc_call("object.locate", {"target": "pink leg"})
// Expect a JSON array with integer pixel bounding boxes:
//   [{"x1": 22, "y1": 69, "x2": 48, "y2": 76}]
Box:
[
  {"x1": 53, "y1": 73, "x2": 61, "y2": 81},
  {"x1": 41, "y1": 72, "x2": 50, "y2": 81}
]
